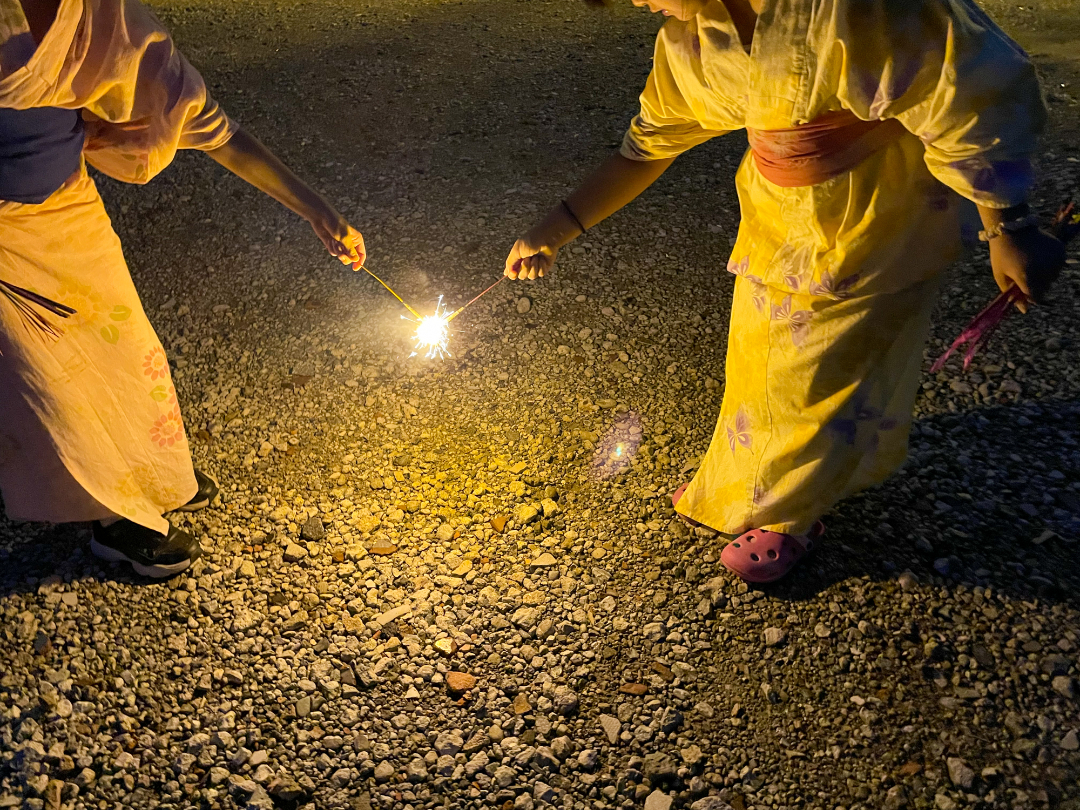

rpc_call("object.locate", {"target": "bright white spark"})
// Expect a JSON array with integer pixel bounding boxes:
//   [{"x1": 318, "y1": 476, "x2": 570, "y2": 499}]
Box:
[{"x1": 407, "y1": 295, "x2": 453, "y2": 359}]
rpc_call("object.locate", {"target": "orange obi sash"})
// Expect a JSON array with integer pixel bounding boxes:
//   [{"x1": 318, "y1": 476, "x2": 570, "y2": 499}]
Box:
[{"x1": 746, "y1": 110, "x2": 907, "y2": 188}]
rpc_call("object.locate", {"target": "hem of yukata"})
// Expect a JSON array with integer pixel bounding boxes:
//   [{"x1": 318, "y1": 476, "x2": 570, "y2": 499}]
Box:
[
  {"x1": 74, "y1": 458, "x2": 198, "y2": 535},
  {"x1": 47, "y1": 448, "x2": 195, "y2": 535},
  {"x1": 675, "y1": 497, "x2": 820, "y2": 539}
]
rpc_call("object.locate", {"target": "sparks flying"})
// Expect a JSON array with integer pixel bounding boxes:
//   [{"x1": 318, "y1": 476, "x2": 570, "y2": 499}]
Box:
[{"x1": 406, "y1": 295, "x2": 453, "y2": 359}]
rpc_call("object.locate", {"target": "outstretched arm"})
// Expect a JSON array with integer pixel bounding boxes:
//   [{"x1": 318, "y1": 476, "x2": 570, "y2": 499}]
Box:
[
  {"x1": 504, "y1": 152, "x2": 675, "y2": 280},
  {"x1": 205, "y1": 128, "x2": 366, "y2": 269}
]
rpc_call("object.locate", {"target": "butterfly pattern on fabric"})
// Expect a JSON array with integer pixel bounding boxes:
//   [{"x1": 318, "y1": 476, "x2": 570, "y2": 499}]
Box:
[
  {"x1": 827, "y1": 391, "x2": 899, "y2": 447},
  {"x1": 727, "y1": 256, "x2": 767, "y2": 312},
  {"x1": 770, "y1": 295, "x2": 813, "y2": 347},
  {"x1": 773, "y1": 244, "x2": 813, "y2": 292},
  {"x1": 726, "y1": 407, "x2": 752, "y2": 454},
  {"x1": 808, "y1": 270, "x2": 860, "y2": 300}
]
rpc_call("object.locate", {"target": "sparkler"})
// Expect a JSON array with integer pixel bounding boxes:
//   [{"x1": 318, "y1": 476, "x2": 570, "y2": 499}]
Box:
[
  {"x1": 405, "y1": 295, "x2": 454, "y2": 359},
  {"x1": 358, "y1": 265, "x2": 507, "y2": 359}
]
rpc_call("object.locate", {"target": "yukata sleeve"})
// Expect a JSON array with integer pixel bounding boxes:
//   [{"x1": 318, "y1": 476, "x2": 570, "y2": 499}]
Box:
[
  {"x1": 78, "y1": 0, "x2": 238, "y2": 183},
  {"x1": 833, "y1": 0, "x2": 1046, "y2": 208},
  {"x1": 621, "y1": 29, "x2": 730, "y2": 161}
]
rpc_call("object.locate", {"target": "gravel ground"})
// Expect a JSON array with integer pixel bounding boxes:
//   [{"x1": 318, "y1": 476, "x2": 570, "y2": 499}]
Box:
[{"x1": 2, "y1": 1, "x2": 1080, "y2": 809}]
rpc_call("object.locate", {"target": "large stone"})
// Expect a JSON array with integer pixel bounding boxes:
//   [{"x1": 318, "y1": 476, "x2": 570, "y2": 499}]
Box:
[
  {"x1": 301, "y1": 516, "x2": 326, "y2": 541},
  {"x1": 516, "y1": 505, "x2": 540, "y2": 525},
  {"x1": 529, "y1": 553, "x2": 558, "y2": 569},
  {"x1": 511, "y1": 607, "x2": 541, "y2": 630},
  {"x1": 268, "y1": 777, "x2": 307, "y2": 803},
  {"x1": 433, "y1": 731, "x2": 464, "y2": 757},
  {"x1": 642, "y1": 752, "x2": 677, "y2": 782},
  {"x1": 1052, "y1": 676, "x2": 1076, "y2": 699},
  {"x1": 599, "y1": 715, "x2": 620, "y2": 744},
  {"x1": 764, "y1": 627, "x2": 786, "y2": 647},
  {"x1": 680, "y1": 745, "x2": 704, "y2": 767},
  {"x1": 406, "y1": 760, "x2": 428, "y2": 783},
  {"x1": 446, "y1": 671, "x2": 477, "y2": 692},
  {"x1": 534, "y1": 782, "x2": 557, "y2": 804},
  {"x1": 283, "y1": 542, "x2": 308, "y2": 563},
  {"x1": 946, "y1": 758, "x2": 974, "y2": 790},
  {"x1": 645, "y1": 791, "x2": 673, "y2": 810},
  {"x1": 577, "y1": 749, "x2": 599, "y2": 771},
  {"x1": 244, "y1": 786, "x2": 274, "y2": 810},
  {"x1": 690, "y1": 799, "x2": 734, "y2": 810},
  {"x1": 552, "y1": 686, "x2": 579, "y2": 715},
  {"x1": 883, "y1": 785, "x2": 908, "y2": 810}
]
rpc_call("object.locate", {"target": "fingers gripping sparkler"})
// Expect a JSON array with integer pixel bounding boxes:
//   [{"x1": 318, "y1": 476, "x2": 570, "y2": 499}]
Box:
[{"x1": 358, "y1": 265, "x2": 507, "y2": 358}]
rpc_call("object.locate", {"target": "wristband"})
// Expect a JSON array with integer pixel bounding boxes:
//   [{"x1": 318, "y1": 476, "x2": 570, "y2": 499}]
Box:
[
  {"x1": 978, "y1": 213, "x2": 1039, "y2": 242},
  {"x1": 561, "y1": 199, "x2": 587, "y2": 235}
]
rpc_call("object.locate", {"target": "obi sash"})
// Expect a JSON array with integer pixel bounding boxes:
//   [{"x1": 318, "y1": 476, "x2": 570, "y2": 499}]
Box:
[
  {"x1": 747, "y1": 110, "x2": 907, "y2": 188},
  {"x1": 0, "y1": 106, "x2": 85, "y2": 204}
]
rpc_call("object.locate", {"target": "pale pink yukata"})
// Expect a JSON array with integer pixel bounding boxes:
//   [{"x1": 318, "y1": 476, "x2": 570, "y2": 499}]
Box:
[{"x1": 0, "y1": 0, "x2": 236, "y2": 532}]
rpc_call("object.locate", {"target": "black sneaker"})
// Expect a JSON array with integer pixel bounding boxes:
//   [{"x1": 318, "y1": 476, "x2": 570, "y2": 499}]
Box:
[
  {"x1": 176, "y1": 469, "x2": 219, "y2": 513},
  {"x1": 90, "y1": 520, "x2": 202, "y2": 578}
]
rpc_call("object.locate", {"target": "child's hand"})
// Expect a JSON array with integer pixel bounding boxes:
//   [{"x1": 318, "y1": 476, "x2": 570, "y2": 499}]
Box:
[
  {"x1": 504, "y1": 234, "x2": 559, "y2": 280},
  {"x1": 310, "y1": 208, "x2": 366, "y2": 270},
  {"x1": 990, "y1": 227, "x2": 1065, "y2": 313}
]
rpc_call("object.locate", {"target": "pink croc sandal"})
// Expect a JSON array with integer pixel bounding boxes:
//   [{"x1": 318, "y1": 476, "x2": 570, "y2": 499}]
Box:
[{"x1": 720, "y1": 521, "x2": 825, "y2": 584}]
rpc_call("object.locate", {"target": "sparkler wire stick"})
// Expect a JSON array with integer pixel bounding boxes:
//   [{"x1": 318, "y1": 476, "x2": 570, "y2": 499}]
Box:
[
  {"x1": 446, "y1": 275, "x2": 506, "y2": 323},
  {"x1": 358, "y1": 264, "x2": 421, "y2": 319}
]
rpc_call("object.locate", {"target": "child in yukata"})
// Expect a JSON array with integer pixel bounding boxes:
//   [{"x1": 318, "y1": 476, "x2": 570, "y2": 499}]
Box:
[{"x1": 503, "y1": 0, "x2": 1066, "y2": 582}]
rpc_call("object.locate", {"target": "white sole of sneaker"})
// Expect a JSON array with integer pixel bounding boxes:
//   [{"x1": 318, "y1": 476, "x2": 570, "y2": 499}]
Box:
[
  {"x1": 176, "y1": 471, "x2": 220, "y2": 513},
  {"x1": 90, "y1": 538, "x2": 192, "y2": 578}
]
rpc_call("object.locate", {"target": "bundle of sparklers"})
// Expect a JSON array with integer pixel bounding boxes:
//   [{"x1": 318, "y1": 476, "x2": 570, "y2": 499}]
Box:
[{"x1": 932, "y1": 201, "x2": 1079, "y2": 371}]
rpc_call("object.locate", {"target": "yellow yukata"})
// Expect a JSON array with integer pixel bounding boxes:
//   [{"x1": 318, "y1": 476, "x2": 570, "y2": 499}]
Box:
[
  {"x1": 0, "y1": 0, "x2": 235, "y2": 533},
  {"x1": 621, "y1": 0, "x2": 1046, "y2": 535}
]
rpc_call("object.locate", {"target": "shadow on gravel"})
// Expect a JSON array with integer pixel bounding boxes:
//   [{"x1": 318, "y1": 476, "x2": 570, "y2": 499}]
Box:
[
  {"x1": 765, "y1": 397, "x2": 1080, "y2": 607},
  {"x1": 0, "y1": 522, "x2": 155, "y2": 596},
  {"x1": 2, "y1": 398, "x2": 1078, "y2": 606}
]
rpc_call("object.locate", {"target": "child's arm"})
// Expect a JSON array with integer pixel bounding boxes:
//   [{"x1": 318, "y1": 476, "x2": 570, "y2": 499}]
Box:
[{"x1": 205, "y1": 128, "x2": 365, "y2": 269}]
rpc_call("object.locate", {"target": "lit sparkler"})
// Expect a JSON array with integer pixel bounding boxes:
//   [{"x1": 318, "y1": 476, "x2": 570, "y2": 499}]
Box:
[
  {"x1": 356, "y1": 265, "x2": 507, "y2": 360},
  {"x1": 405, "y1": 295, "x2": 454, "y2": 359}
]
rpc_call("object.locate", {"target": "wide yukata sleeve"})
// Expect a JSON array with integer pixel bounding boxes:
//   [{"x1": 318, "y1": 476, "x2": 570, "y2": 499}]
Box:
[
  {"x1": 831, "y1": 0, "x2": 1046, "y2": 208},
  {"x1": 621, "y1": 26, "x2": 731, "y2": 162},
  {"x1": 76, "y1": 0, "x2": 237, "y2": 183}
]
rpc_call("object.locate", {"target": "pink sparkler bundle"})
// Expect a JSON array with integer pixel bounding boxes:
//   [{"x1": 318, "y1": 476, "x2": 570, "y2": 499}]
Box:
[{"x1": 931, "y1": 202, "x2": 1080, "y2": 373}]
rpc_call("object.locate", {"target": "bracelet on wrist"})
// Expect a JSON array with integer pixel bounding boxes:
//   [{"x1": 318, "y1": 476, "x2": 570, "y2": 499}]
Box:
[
  {"x1": 978, "y1": 213, "x2": 1039, "y2": 242},
  {"x1": 561, "y1": 199, "x2": 587, "y2": 236}
]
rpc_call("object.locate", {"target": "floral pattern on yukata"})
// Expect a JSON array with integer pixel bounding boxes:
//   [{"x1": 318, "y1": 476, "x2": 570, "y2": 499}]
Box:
[
  {"x1": 149, "y1": 406, "x2": 185, "y2": 448},
  {"x1": 149, "y1": 382, "x2": 177, "y2": 405},
  {"x1": 143, "y1": 346, "x2": 168, "y2": 380},
  {"x1": 55, "y1": 280, "x2": 107, "y2": 326},
  {"x1": 772, "y1": 244, "x2": 813, "y2": 292},
  {"x1": 770, "y1": 296, "x2": 813, "y2": 347},
  {"x1": 52, "y1": 281, "x2": 134, "y2": 343}
]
